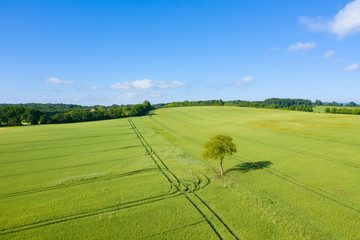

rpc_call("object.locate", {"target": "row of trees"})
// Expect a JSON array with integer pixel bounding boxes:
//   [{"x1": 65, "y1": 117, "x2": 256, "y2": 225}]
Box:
[
  {"x1": 0, "y1": 106, "x2": 43, "y2": 126},
  {"x1": 162, "y1": 98, "x2": 360, "y2": 113},
  {"x1": 163, "y1": 98, "x2": 314, "y2": 112},
  {"x1": 0, "y1": 103, "x2": 92, "y2": 115},
  {"x1": 312, "y1": 100, "x2": 359, "y2": 107},
  {"x1": 163, "y1": 99, "x2": 225, "y2": 108},
  {"x1": 324, "y1": 107, "x2": 360, "y2": 115},
  {"x1": 235, "y1": 100, "x2": 313, "y2": 112},
  {"x1": 0, "y1": 101, "x2": 151, "y2": 127},
  {"x1": 262, "y1": 98, "x2": 312, "y2": 108}
]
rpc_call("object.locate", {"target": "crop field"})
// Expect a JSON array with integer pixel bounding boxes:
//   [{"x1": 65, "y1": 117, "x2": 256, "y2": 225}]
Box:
[{"x1": 1, "y1": 107, "x2": 359, "y2": 239}]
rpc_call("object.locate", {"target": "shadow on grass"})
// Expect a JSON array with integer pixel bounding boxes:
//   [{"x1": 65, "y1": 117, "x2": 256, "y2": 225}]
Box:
[
  {"x1": 145, "y1": 113, "x2": 157, "y2": 118},
  {"x1": 225, "y1": 161, "x2": 272, "y2": 174}
]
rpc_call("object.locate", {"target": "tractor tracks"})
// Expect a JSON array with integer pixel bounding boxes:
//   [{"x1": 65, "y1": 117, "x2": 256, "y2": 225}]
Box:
[
  {"x1": 128, "y1": 118, "x2": 240, "y2": 240},
  {"x1": 1, "y1": 119, "x2": 221, "y2": 237},
  {"x1": 0, "y1": 189, "x2": 180, "y2": 236},
  {"x1": 0, "y1": 168, "x2": 158, "y2": 199},
  {"x1": 149, "y1": 117, "x2": 360, "y2": 214}
]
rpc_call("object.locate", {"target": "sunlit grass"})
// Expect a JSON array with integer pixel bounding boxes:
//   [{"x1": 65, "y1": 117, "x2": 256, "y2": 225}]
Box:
[{"x1": 1, "y1": 107, "x2": 359, "y2": 239}]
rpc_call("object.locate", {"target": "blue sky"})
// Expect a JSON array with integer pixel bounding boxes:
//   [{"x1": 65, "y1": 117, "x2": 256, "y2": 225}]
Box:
[{"x1": 1, "y1": 0, "x2": 359, "y2": 106}]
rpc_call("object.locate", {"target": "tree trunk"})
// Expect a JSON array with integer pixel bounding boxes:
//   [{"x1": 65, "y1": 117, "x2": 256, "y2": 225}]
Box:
[{"x1": 220, "y1": 161, "x2": 224, "y2": 176}]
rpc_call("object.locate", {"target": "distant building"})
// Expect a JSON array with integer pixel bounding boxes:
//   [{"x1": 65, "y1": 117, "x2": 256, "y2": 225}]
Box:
[{"x1": 90, "y1": 108, "x2": 96, "y2": 112}]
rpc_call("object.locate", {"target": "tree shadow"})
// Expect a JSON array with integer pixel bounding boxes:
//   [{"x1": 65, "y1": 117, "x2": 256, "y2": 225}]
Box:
[
  {"x1": 145, "y1": 113, "x2": 157, "y2": 118},
  {"x1": 225, "y1": 161, "x2": 272, "y2": 174}
]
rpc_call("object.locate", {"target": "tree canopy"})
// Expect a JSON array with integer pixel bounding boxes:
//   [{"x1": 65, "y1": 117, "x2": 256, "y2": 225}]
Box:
[
  {"x1": 0, "y1": 101, "x2": 152, "y2": 127},
  {"x1": 202, "y1": 135, "x2": 237, "y2": 176}
]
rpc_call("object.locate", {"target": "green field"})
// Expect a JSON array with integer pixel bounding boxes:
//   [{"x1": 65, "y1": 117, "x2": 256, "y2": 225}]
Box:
[{"x1": 1, "y1": 107, "x2": 359, "y2": 239}]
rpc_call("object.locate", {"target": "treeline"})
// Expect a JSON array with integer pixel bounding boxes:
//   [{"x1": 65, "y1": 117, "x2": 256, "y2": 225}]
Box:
[
  {"x1": 313, "y1": 100, "x2": 359, "y2": 107},
  {"x1": 325, "y1": 107, "x2": 360, "y2": 115},
  {"x1": 2, "y1": 98, "x2": 359, "y2": 127},
  {"x1": 164, "y1": 99, "x2": 226, "y2": 108},
  {"x1": 0, "y1": 107, "x2": 44, "y2": 126},
  {"x1": 0, "y1": 103, "x2": 92, "y2": 116},
  {"x1": 0, "y1": 101, "x2": 151, "y2": 127},
  {"x1": 163, "y1": 98, "x2": 314, "y2": 112}
]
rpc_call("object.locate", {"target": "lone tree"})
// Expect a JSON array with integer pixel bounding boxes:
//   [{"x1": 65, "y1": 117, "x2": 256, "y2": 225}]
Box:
[{"x1": 202, "y1": 135, "x2": 237, "y2": 176}]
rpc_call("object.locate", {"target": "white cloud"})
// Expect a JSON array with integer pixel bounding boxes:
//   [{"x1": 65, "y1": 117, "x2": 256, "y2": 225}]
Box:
[
  {"x1": 132, "y1": 79, "x2": 153, "y2": 89},
  {"x1": 288, "y1": 42, "x2": 316, "y2": 51},
  {"x1": 88, "y1": 86, "x2": 98, "y2": 90},
  {"x1": 237, "y1": 76, "x2": 254, "y2": 85},
  {"x1": 110, "y1": 82, "x2": 132, "y2": 90},
  {"x1": 344, "y1": 63, "x2": 359, "y2": 71},
  {"x1": 299, "y1": 16, "x2": 329, "y2": 31},
  {"x1": 300, "y1": 0, "x2": 360, "y2": 39},
  {"x1": 331, "y1": 0, "x2": 360, "y2": 38},
  {"x1": 324, "y1": 50, "x2": 335, "y2": 58},
  {"x1": 46, "y1": 77, "x2": 74, "y2": 84},
  {"x1": 110, "y1": 79, "x2": 186, "y2": 90}
]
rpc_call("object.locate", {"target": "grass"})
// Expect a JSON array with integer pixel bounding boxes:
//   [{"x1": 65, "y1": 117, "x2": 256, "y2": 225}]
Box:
[{"x1": 1, "y1": 107, "x2": 359, "y2": 239}]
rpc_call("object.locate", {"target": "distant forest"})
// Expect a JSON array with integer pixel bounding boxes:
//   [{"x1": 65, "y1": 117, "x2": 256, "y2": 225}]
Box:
[
  {"x1": 160, "y1": 98, "x2": 360, "y2": 115},
  {"x1": 0, "y1": 101, "x2": 151, "y2": 127},
  {"x1": 1, "y1": 98, "x2": 359, "y2": 127},
  {"x1": 162, "y1": 98, "x2": 314, "y2": 111}
]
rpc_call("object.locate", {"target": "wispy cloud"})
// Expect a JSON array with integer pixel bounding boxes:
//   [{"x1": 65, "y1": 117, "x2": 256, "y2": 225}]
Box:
[
  {"x1": 344, "y1": 63, "x2": 359, "y2": 71},
  {"x1": 324, "y1": 50, "x2": 335, "y2": 58},
  {"x1": 288, "y1": 42, "x2": 316, "y2": 51},
  {"x1": 299, "y1": 16, "x2": 330, "y2": 31},
  {"x1": 46, "y1": 77, "x2": 74, "y2": 84},
  {"x1": 237, "y1": 76, "x2": 254, "y2": 85},
  {"x1": 110, "y1": 79, "x2": 186, "y2": 90},
  {"x1": 88, "y1": 86, "x2": 98, "y2": 90},
  {"x1": 300, "y1": 0, "x2": 360, "y2": 39}
]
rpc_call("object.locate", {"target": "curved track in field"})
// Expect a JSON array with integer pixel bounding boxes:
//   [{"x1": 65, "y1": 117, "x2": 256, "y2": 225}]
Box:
[
  {"x1": 0, "y1": 119, "x2": 217, "y2": 237},
  {"x1": 128, "y1": 118, "x2": 240, "y2": 240},
  {"x1": 149, "y1": 114, "x2": 360, "y2": 214}
]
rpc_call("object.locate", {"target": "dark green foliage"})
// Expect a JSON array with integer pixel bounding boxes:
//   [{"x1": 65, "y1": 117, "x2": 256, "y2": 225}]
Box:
[
  {"x1": 44, "y1": 101, "x2": 151, "y2": 124},
  {"x1": 163, "y1": 98, "x2": 314, "y2": 112},
  {"x1": 24, "y1": 108, "x2": 43, "y2": 125},
  {"x1": 163, "y1": 99, "x2": 222, "y2": 108},
  {"x1": 289, "y1": 105, "x2": 296, "y2": 111},
  {"x1": 345, "y1": 102, "x2": 359, "y2": 107},
  {"x1": 0, "y1": 101, "x2": 152, "y2": 126},
  {"x1": 305, "y1": 106, "x2": 313, "y2": 112},
  {"x1": 39, "y1": 115, "x2": 51, "y2": 124},
  {"x1": 0, "y1": 103, "x2": 92, "y2": 116},
  {"x1": 325, "y1": 107, "x2": 360, "y2": 115},
  {"x1": 314, "y1": 100, "x2": 323, "y2": 106},
  {"x1": 0, "y1": 106, "x2": 27, "y2": 126},
  {"x1": 263, "y1": 98, "x2": 312, "y2": 108},
  {"x1": 323, "y1": 101, "x2": 343, "y2": 106}
]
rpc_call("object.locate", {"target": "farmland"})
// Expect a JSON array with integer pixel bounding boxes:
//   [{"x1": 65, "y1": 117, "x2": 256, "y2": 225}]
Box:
[{"x1": 1, "y1": 107, "x2": 359, "y2": 239}]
